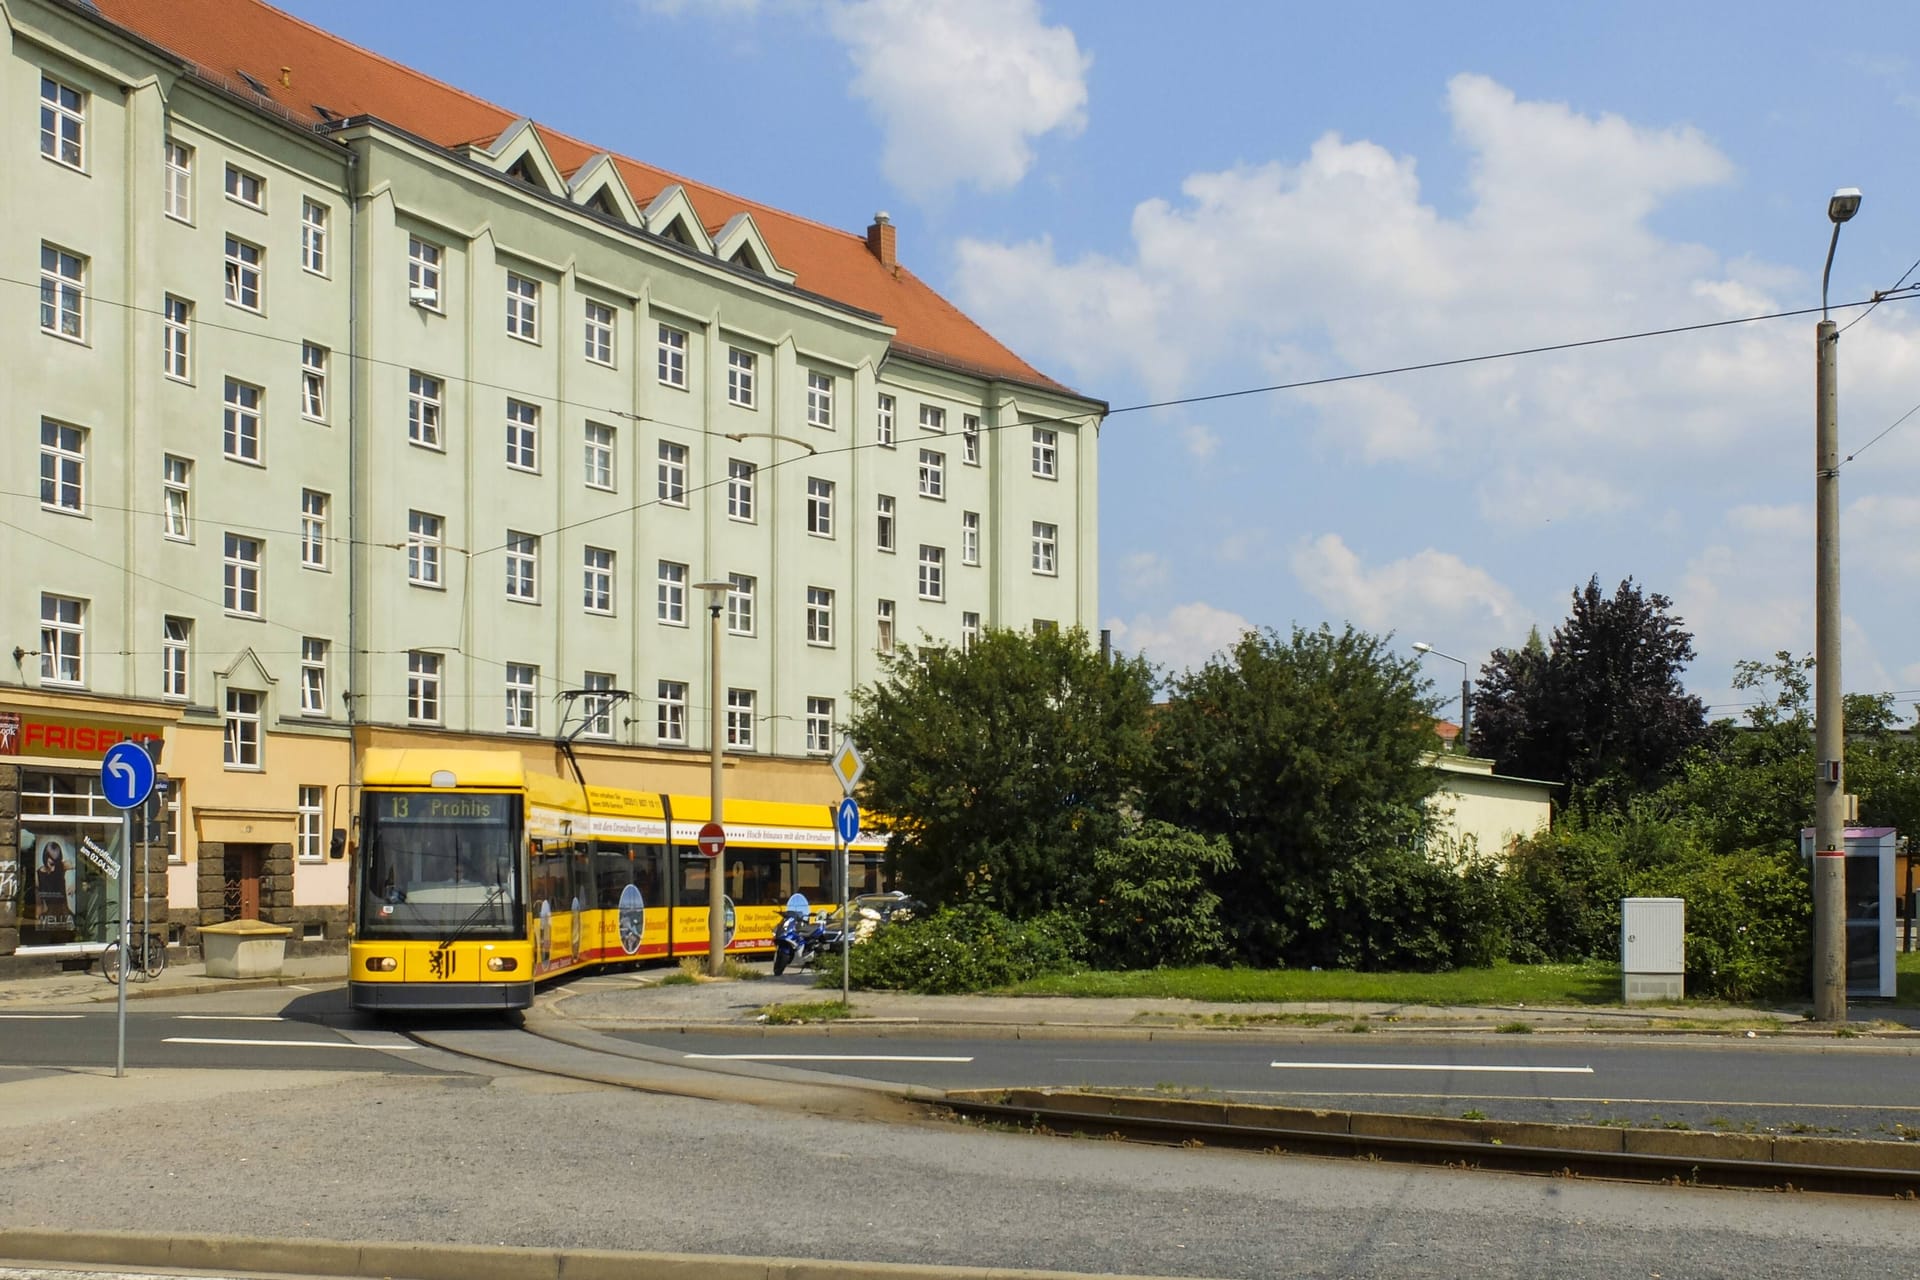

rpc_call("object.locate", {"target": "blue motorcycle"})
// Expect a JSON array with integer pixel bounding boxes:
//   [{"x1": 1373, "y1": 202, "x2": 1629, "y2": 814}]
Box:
[{"x1": 773, "y1": 910, "x2": 829, "y2": 975}]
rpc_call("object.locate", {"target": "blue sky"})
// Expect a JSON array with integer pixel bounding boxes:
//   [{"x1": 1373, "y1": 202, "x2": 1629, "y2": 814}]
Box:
[{"x1": 278, "y1": 0, "x2": 1920, "y2": 723}]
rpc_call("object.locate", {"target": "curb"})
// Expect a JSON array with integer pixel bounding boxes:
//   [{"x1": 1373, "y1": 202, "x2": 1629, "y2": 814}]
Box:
[{"x1": 0, "y1": 1227, "x2": 1196, "y2": 1280}]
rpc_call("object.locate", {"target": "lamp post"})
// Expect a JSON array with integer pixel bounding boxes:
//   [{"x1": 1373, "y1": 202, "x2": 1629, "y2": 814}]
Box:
[
  {"x1": 1813, "y1": 186, "x2": 1861, "y2": 1024},
  {"x1": 694, "y1": 577, "x2": 732, "y2": 977},
  {"x1": 1413, "y1": 642, "x2": 1471, "y2": 751}
]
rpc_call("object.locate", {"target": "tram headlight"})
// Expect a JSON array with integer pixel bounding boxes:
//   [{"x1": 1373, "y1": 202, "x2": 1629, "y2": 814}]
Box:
[
  {"x1": 487, "y1": 956, "x2": 518, "y2": 972},
  {"x1": 364, "y1": 956, "x2": 398, "y2": 973}
]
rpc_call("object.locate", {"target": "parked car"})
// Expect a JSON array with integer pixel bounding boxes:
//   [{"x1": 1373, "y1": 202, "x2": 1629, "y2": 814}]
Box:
[{"x1": 816, "y1": 892, "x2": 924, "y2": 945}]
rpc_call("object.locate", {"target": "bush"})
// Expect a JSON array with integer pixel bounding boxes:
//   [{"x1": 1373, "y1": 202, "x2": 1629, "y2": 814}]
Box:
[
  {"x1": 1501, "y1": 822, "x2": 1632, "y2": 963},
  {"x1": 833, "y1": 904, "x2": 1085, "y2": 994},
  {"x1": 1632, "y1": 847, "x2": 1811, "y2": 1001},
  {"x1": 1082, "y1": 821, "x2": 1234, "y2": 969}
]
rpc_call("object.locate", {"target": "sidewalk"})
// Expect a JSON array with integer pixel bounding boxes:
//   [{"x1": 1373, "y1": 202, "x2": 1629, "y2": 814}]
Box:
[{"x1": 0, "y1": 951, "x2": 349, "y2": 1009}]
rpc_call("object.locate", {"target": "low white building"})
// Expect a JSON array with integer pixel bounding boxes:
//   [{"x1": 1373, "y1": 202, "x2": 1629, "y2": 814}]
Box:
[{"x1": 1425, "y1": 751, "x2": 1556, "y2": 864}]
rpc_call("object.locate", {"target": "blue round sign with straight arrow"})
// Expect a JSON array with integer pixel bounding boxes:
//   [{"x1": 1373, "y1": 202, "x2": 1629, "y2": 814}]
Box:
[
  {"x1": 101, "y1": 741, "x2": 157, "y2": 810},
  {"x1": 835, "y1": 796, "x2": 861, "y2": 844}
]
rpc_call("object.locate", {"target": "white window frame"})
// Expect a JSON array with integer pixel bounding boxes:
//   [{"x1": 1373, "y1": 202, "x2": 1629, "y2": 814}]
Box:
[
  {"x1": 584, "y1": 421, "x2": 616, "y2": 490},
  {"x1": 806, "y1": 370, "x2": 834, "y2": 428},
  {"x1": 656, "y1": 680, "x2": 687, "y2": 745},
  {"x1": 164, "y1": 139, "x2": 193, "y2": 222},
  {"x1": 505, "y1": 271, "x2": 539, "y2": 342},
  {"x1": 727, "y1": 347, "x2": 756, "y2": 408},
  {"x1": 918, "y1": 449, "x2": 945, "y2": 500},
  {"x1": 806, "y1": 476, "x2": 834, "y2": 538},
  {"x1": 40, "y1": 75, "x2": 84, "y2": 170},
  {"x1": 963, "y1": 612, "x2": 982, "y2": 652},
  {"x1": 964, "y1": 415, "x2": 981, "y2": 466},
  {"x1": 918, "y1": 545, "x2": 945, "y2": 602},
  {"x1": 301, "y1": 199, "x2": 328, "y2": 275},
  {"x1": 583, "y1": 299, "x2": 615, "y2": 365},
  {"x1": 39, "y1": 419, "x2": 85, "y2": 514},
  {"x1": 163, "y1": 295, "x2": 192, "y2": 381},
  {"x1": 297, "y1": 785, "x2": 325, "y2": 862},
  {"x1": 727, "y1": 573, "x2": 755, "y2": 636},
  {"x1": 300, "y1": 489, "x2": 329, "y2": 570},
  {"x1": 726, "y1": 459, "x2": 757, "y2": 523},
  {"x1": 505, "y1": 663, "x2": 538, "y2": 733},
  {"x1": 300, "y1": 637, "x2": 327, "y2": 715},
  {"x1": 39, "y1": 593, "x2": 84, "y2": 686},
  {"x1": 505, "y1": 398, "x2": 539, "y2": 472},
  {"x1": 919, "y1": 403, "x2": 946, "y2": 433},
  {"x1": 1032, "y1": 427, "x2": 1058, "y2": 478},
  {"x1": 223, "y1": 689, "x2": 262, "y2": 770},
  {"x1": 223, "y1": 236, "x2": 262, "y2": 312},
  {"x1": 224, "y1": 163, "x2": 265, "y2": 210},
  {"x1": 223, "y1": 533, "x2": 261, "y2": 616},
  {"x1": 583, "y1": 546, "x2": 615, "y2": 614},
  {"x1": 301, "y1": 342, "x2": 327, "y2": 421},
  {"x1": 223, "y1": 377, "x2": 263, "y2": 463},
  {"x1": 806, "y1": 586, "x2": 834, "y2": 647},
  {"x1": 408, "y1": 371, "x2": 443, "y2": 448},
  {"x1": 407, "y1": 235, "x2": 443, "y2": 307},
  {"x1": 657, "y1": 324, "x2": 688, "y2": 388},
  {"x1": 805, "y1": 697, "x2": 834, "y2": 755},
  {"x1": 407, "y1": 651, "x2": 443, "y2": 725},
  {"x1": 407, "y1": 510, "x2": 444, "y2": 587},
  {"x1": 725, "y1": 688, "x2": 756, "y2": 750},
  {"x1": 657, "y1": 560, "x2": 688, "y2": 625},
  {"x1": 162, "y1": 616, "x2": 191, "y2": 700},
  {"x1": 657, "y1": 440, "x2": 688, "y2": 505},
  {"x1": 505, "y1": 530, "x2": 539, "y2": 602},
  {"x1": 877, "y1": 599, "x2": 895, "y2": 654},
  {"x1": 1032, "y1": 521, "x2": 1058, "y2": 575},
  {"x1": 163, "y1": 455, "x2": 192, "y2": 541},
  {"x1": 876, "y1": 494, "x2": 895, "y2": 553},
  {"x1": 40, "y1": 243, "x2": 85, "y2": 341},
  {"x1": 876, "y1": 393, "x2": 895, "y2": 447},
  {"x1": 962, "y1": 511, "x2": 980, "y2": 566},
  {"x1": 582, "y1": 671, "x2": 615, "y2": 738}
]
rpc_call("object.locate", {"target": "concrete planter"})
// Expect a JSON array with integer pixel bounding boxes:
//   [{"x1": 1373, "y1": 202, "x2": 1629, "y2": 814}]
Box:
[{"x1": 199, "y1": 919, "x2": 293, "y2": 979}]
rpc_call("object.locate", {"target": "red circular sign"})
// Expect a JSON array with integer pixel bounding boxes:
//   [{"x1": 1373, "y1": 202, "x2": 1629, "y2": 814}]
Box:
[{"x1": 697, "y1": 821, "x2": 726, "y2": 858}]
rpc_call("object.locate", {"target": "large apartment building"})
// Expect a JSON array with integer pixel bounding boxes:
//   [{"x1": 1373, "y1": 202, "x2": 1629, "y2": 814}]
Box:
[{"x1": 0, "y1": 0, "x2": 1103, "y2": 959}]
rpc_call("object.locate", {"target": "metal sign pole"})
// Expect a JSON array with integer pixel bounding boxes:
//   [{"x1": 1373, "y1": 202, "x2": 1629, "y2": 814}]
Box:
[
  {"x1": 840, "y1": 825, "x2": 850, "y2": 1006},
  {"x1": 116, "y1": 808, "x2": 129, "y2": 1079}
]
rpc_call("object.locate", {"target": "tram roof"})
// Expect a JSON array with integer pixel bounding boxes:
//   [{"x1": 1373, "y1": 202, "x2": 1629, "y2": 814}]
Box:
[{"x1": 361, "y1": 749, "x2": 531, "y2": 790}]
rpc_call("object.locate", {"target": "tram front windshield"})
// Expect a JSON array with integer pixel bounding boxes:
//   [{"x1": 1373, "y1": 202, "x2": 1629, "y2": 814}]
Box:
[{"x1": 358, "y1": 791, "x2": 521, "y2": 937}]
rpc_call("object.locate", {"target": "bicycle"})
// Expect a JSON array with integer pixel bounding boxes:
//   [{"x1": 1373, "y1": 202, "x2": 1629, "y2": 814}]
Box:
[{"x1": 101, "y1": 932, "x2": 168, "y2": 984}]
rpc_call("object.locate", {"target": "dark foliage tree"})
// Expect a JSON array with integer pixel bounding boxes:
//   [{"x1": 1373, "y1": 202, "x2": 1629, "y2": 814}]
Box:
[{"x1": 844, "y1": 625, "x2": 1158, "y2": 916}]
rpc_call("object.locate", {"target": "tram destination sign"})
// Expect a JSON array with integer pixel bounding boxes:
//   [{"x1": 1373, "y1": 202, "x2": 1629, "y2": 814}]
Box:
[{"x1": 374, "y1": 793, "x2": 509, "y2": 823}]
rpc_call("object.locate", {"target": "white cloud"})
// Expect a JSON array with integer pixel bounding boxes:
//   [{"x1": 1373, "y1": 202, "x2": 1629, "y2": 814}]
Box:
[
  {"x1": 827, "y1": 0, "x2": 1089, "y2": 201},
  {"x1": 1114, "y1": 550, "x2": 1170, "y2": 593},
  {"x1": 1475, "y1": 463, "x2": 1632, "y2": 526},
  {"x1": 1106, "y1": 602, "x2": 1253, "y2": 675},
  {"x1": 1181, "y1": 423, "x2": 1219, "y2": 461},
  {"x1": 1289, "y1": 534, "x2": 1522, "y2": 634}
]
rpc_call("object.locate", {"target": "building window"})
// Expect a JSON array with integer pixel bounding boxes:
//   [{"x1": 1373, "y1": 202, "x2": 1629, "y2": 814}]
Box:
[
  {"x1": 39, "y1": 419, "x2": 85, "y2": 513},
  {"x1": 583, "y1": 421, "x2": 616, "y2": 490},
  {"x1": 505, "y1": 663, "x2": 538, "y2": 733},
  {"x1": 583, "y1": 546, "x2": 615, "y2": 614},
  {"x1": 163, "y1": 455, "x2": 191, "y2": 540},
  {"x1": 918, "y1": 545, "x2": 945, "y2": 601},
  {"x1": 583, "y1": 299, "x2": 615, "y2": 365},
  {"x1": 40, "y1": 75, "x2": 84, "y2": 169},
  {"x1": 1032, "y1": 521, "x2": 1058, "y2": 575},
  {"x1": 805, "y1": 697, "x2": 834, "y2": 755},
  {"x1": 962, "y1": 511, "x2": 980, "y2": 566},
  {"x1": 505, "y1": 271, "x2": 539, "y2": 341},
  {"x1": 806, "y1": 586, "x2": 834, "y2": 647},
  {"x1": 877, "y1": 495, "x2": 896, "y2": 552},
  {"x1": 39, "y1": 593, "x2": 84, "y2": 686},
  {"x1": 300, "y1": 637, "x2": 328, "y2": 715},
  {"x1": 656, "y1": 680, "x2": 687, "y2": 745},
  {"x1": 725, "y1": 688, "x2": 756, "y2": 750},
  {"x1": 1033, "y1": 619, "x2": 1059, "y2": 635},
  {"x1": 223, "y1": 378, "x2": 263, "y2": 462},
  {"x1": 658, "y1": 324, "x2": 687, "y2": 388},
  {"x1": 162, "y1": 616, "x2": 191, "y2": 699},
  {"x1": 300, "y1": 489, "x2": 329, "y2": 569},
  {"x1": 407, "y1": 510, "x2": 444, "y2": 587},
  {"x1": 582, "y1": 671, "x2": 615, "y2": 738},
  {"x1": 964, "y1": 415, "x2": 981, "y2": 466},
  {"x1": 963, "y1": 612, "x2": 981, "y2": 652},
  {"x1": 877, "y1": 393, "x2": 895, "y2": 447},
  {"x1": 301, "y1": 342, "x2": 328, "y2": 420},
  {"x1": 1033, "y1": 427, "x2": 1057, "y2": 478},
  {"x1": 301, "y1": 199, "x2": 328, "y2": 275},
  {"x1": 408, "y1": 371, "x2": 443, "y2": 448},
  {"x1": 727, "y1": 573, "x2": 755, "y2": 636},
  {"x1": 919, "y1": 404, "x2": 945, "y2": 433},
  {"x1": 807, "y1": 370, "x2": 834, "y2": 428},
  {"x1": 658, "y1": 440, "x2": 687, "y2": 505},
  {"x1": 505, "y1": 399, "x2": 538, "y2": 471},
  {"x1": 806, "y1": 477, "x2": 834, "y2": 538},
  {"x1": 163, "y1": 295, "x2": 192, "y2": 381},
  {"x1": 407, "y1": 651, "x2": 443, "y2": 724},
  {"x1": 918, "y1": 449, "x2": 945, "y2": 499},
  {"x1": 164, "y1": 140, "x2": 193, "y2": 221},
  {"x1": 657, "y1": 560, "x2": 687, "y2": 624},
  {"x1": 727, "y1": 347, "x2": 756, "y2": 408},
  {"x1": 505, "y1": 530, "x2": 538, "y2": 601},
  {"x1": 223, "y1": 533, "x2": 261, "y2": 615},
  {"x1": 876, "y1": 599, "x2": 895, "y2": 654},
  {"x1": 727, "y1": 459, "x2": 756, "y2": 522},
  {"x1": 40, "y1": 243, "x2": 85, "y2": 340},
  {"x1": 224, "y1": 163, "x2": 264, "y2": 210},
  {"x1": 223, "y1": 236, "x2": 262, "y2": 311},
  {"x1": 224, "y1": 689, "x2": 262, "y2": 769},
  {"x1": 407, "y1": 236, "x2": 442, "y2": 305},
  {"x1": 297, "y1": 786, "x2": 325, "y2": 862}
]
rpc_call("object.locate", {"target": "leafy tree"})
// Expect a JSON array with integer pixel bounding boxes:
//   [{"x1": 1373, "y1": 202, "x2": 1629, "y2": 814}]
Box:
[
  {"x1": 844, "y1": 625, "x2": 1157, "y2": 916},
  {"x1": 1845, "y1": 693, "x2": 1920, "y2": 839},
  {"x1": 1657, "y1": 652, "x2": 1813, "y2": 856},
  {"x1": 1144, "y1": 624, "x2": 1441, "y2": 966},
  {"x1": 1082, "y1": 820, "x2": 1235, "y2": 969},
  {"x1": 1471, "y1": 576, "x2": 1707, "y2": 805}
]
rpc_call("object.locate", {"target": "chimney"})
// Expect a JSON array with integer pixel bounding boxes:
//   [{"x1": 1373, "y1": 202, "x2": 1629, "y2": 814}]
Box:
[
  {"x1": 865, "y1": 211, "x2": 896, "y2": 270},
  {"x1": 280, "y1": 66, "x2": 292, "y2": 88}
]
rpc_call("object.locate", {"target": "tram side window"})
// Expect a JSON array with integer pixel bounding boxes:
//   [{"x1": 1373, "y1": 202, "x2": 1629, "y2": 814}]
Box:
[
  {"x1": 572, "y1": 841, "x2": 594, "y2": 911},
  {"x1": 796, "y1": 856, "x2": 828, "y2": 900},
  {"x1": 531, "y1": 839, "x2": 568, "y2": 912},
  {"x1": 679, "y1": 852, "x2": 707, "y2": 903},
  {"x1": 726, "y1": 848, "x2": 783, "y2": 906},
  {"x1": 850, "y1": 858, "x2": 884, "y2": 897},
  {"x1": 596, "y1": 843, "x2": 664, "y2": 909}
]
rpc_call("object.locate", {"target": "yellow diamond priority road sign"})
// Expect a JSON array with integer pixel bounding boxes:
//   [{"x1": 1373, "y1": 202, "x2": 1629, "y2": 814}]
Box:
[{"x1": 830, "y1": 735, "x2": 865, "y2": 796}]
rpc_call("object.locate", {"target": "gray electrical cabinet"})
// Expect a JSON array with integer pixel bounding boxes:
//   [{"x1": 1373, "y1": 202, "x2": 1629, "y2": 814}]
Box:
[{"x1": 1621, "y1": 897, "x2": 1685, "y2": 1003}]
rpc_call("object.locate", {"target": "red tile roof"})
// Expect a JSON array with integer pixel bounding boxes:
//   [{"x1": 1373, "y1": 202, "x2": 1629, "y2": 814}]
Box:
[{"x1": 87, "y1": 0, "x2": 1076, "y2": 395}]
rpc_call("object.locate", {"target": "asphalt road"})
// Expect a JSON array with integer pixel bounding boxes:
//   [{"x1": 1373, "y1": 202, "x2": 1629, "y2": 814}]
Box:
[{"x1": 0, "y1": 998, "x2": 439, "y2": 1075}]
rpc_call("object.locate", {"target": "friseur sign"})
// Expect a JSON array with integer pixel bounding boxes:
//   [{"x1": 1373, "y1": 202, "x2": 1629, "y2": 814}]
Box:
[{"x1": 0, "y1": 708, "x2": 164, "y2": 761}]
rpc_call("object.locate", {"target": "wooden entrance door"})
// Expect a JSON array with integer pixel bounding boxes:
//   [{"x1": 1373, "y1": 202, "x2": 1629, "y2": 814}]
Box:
[{"x1": 222, "y1": 845, "x2": 263, "y2": 920}]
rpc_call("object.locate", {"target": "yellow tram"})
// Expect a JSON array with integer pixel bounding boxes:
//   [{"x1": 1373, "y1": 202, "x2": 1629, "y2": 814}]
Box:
[{"x1": 347, "y1": 749, "x2": 887, "y2": 1012}]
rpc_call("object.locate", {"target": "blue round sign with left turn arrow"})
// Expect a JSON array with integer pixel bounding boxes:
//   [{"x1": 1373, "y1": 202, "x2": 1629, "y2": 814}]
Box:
[{"x1": 101, "y1": 741, "x2": 157, "y2": 810}]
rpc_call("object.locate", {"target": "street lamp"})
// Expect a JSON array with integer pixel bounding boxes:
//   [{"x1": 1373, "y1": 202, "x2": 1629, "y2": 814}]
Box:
[
  {"x1": 1813, "y1": 187, "x2": 1861, "y2": 1023},
  {"x1": 694, "y1": 576, "x2": 732, "y2": 977},
  {"x1": 1412, "y1": 642, "x2": 1471, "y2": 752}
]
